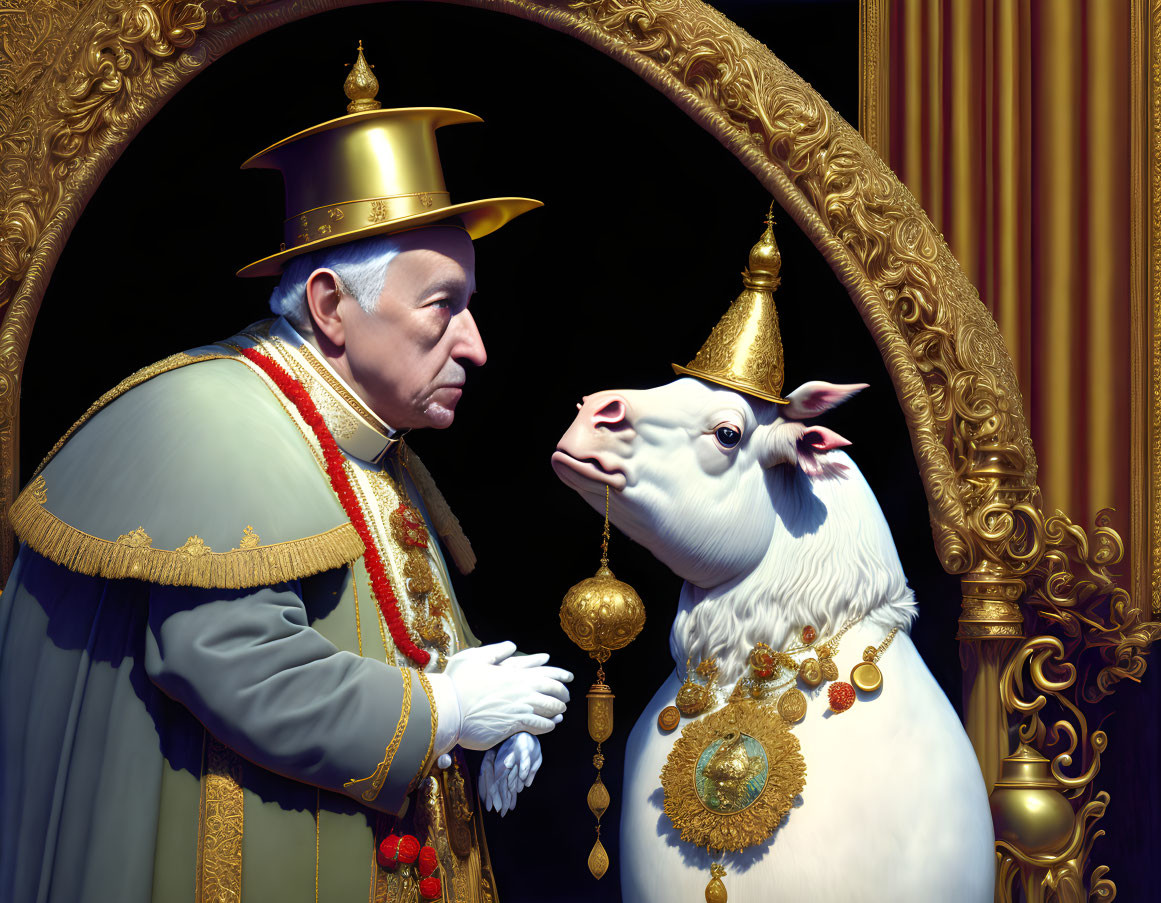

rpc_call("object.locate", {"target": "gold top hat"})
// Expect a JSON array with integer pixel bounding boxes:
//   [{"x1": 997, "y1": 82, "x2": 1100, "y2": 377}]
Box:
[
  {"x1": 238, "y1": 42, "x2": 543, "y2": 277},
  {"x1": 671, "y1": 205, "x2": 789, "y2": 404}
]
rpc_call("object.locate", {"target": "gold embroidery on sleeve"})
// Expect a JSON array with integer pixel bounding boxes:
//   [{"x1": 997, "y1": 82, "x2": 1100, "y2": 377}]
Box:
[
  {"x1": 344, "y1": 667, "x2": 413, "y2": 802},
  {"x1": 408, "y1": 669, "x2": 438, "y2": 794},
  {"x1": 238, "y1": 525, "x2": 260, "y2": 550}
]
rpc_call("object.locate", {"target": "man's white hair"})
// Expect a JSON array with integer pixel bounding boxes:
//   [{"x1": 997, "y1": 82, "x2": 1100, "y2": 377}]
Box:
[{"x1": 268, "y1": 234, "x2": 403, "y2": 327}]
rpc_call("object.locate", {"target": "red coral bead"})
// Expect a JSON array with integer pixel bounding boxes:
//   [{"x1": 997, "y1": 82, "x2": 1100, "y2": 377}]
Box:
[
  {"x1": 802, "y1": 625, "x2": 817, "y2": 644},
  {"x1": 828, "y1": 681, "x2": 856, "y2": 713},
  {"x1": 417, "y1": 845, "x2": 439, "y2": 878},
  {"x1": 419, "y1": 876, "x2": 442, "y2": 900},
  {"x1": 377, "y1": 834, "x2": 400, "y2": 868},
  {"x1": 397, "y1": 834, "x2": 421, "y2": 865}
]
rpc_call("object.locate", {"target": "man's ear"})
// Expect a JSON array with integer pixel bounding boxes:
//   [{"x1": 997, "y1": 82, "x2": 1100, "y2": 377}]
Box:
[{"x1": 305, "y1": 269, "x2": 346, "y2": 349}]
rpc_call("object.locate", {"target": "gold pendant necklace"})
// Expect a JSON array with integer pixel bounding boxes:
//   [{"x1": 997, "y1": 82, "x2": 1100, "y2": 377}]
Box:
[{"x1": 659, "y1": 619, "x2": 899, "y2": 901}]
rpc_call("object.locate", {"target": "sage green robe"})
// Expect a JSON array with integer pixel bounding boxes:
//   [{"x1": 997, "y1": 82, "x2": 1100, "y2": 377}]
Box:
[{"x1": 0, "y1": 321, "x2": 492, "y2": 903}]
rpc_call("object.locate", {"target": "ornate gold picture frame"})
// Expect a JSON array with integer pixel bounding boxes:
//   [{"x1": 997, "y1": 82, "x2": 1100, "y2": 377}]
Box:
[{"x1": 2, "y1": 0, "x2": 1157, "y2": 899}]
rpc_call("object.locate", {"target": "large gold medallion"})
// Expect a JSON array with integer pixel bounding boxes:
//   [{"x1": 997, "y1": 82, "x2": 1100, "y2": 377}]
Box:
[{"x1": 661, "y1": 697, "x2": 806, "y2": 852}]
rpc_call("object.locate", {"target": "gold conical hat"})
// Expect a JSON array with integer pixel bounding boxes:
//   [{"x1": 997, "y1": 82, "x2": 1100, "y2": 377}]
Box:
[{"x1": 672, "y1": 208, "x2": 788, "y2": 404}]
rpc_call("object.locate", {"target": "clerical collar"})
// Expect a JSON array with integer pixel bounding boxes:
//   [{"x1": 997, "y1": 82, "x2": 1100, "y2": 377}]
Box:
[{"x1": 270, "y1": 317, "x2": 400, "y2": 463}]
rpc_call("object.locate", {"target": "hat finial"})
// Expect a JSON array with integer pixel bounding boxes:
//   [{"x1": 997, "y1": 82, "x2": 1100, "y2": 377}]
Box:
[
  {"x1": 743, "y1": 203, "x2": 782, "y2": 292},
  {"x1": 670, "y1": 206, "x2": 789, "y2": 405},
  {"x1": 344, "y1": 41, "x2": 381, "y2": 114}
]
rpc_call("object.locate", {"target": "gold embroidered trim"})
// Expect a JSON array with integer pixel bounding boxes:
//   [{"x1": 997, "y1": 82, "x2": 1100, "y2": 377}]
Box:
[
  {"x1": 238, "y1": 525, "x2": 260, "y2": 550},
  {"x1": 33, "y1": 351, "x2": 233, "y2": 478},
  {"x1": 176, "y1": 535, "x2": 211, "y2": 558},
  {"x1": 116, "y1": 525, "x2": 152, "y2": 548},
  {"x1": 401, "y1": 445, "x2": 476, "y2": 575},
  {"x1": 409, "y1": 669, "x2": 438, "y2": 794},
  {"x1": 8, "y1": 486, "x2": 364, "y2": 588},
  {"x1": 297, "y1": 342, "x2": 387, "y2": 432},
  {"x1": 344, "y1": 667, "x2": 413, "y2": 802},
  {"x1": 314, "y1": 788, "x2": 321, "y2": 903},
  {"x1": 196, "y1": 733, "x2": 244, "y2": 903},
  {"x1": 351, "y1": 561, "x2": 365, "y2": 658}
]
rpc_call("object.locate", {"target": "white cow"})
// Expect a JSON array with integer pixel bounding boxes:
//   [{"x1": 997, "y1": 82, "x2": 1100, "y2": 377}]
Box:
[{"x1": 552, "y1": 377, "x2": 993, "y2": 903}]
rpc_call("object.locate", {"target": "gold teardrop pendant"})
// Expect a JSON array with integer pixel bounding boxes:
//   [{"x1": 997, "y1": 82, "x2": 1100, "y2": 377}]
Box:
[
  {"x1": 705, "y1": 864, "x2": 728, "y2": 903},
  {"x1": 587, "y1": 776, "x2": 610, "y2": 820},
  {"x1": 588, "y1": 838, "x2": 610, "y2": 879}
]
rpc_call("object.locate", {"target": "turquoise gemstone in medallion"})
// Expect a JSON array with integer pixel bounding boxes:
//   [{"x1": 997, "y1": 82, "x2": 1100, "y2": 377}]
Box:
[{"x1": 694, "y1": 731, "x2": 769, "y2": 814}]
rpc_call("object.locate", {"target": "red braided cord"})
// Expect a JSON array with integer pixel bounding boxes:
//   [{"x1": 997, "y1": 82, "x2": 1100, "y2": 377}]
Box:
[{"x1": 240, "y1": 347, "x2": 431, "y2": 666}]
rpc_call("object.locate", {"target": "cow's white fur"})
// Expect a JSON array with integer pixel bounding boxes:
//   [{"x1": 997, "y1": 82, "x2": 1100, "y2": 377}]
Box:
[{"x1": 553, "y1": 377, "x2": 994, "y2": 903}]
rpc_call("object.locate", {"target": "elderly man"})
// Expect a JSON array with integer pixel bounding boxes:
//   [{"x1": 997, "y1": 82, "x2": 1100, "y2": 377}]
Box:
[{"x1": 0, "y1": 47, "x2": 569, "y2": 903}]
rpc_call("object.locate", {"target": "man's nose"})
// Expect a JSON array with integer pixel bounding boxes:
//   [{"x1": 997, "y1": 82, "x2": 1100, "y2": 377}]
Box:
[{"x1": 453, "y1": 309, "x2": 487, "y2": 367}]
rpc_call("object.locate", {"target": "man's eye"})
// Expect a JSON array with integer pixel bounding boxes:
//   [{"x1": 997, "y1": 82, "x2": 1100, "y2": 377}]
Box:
[{"x1": 715, "y1": 426, "x2": 741, "y2": 448}]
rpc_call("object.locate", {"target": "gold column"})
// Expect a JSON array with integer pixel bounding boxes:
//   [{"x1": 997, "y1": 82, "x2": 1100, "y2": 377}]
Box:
[{"x1": 957, "y1": 571, "x2": 1025, "y2": 792}]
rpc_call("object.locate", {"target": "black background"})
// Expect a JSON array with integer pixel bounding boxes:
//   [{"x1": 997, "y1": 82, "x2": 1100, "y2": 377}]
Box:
[{"x1": 20, "y1": 0, "x2": 1158, "y2": 900}]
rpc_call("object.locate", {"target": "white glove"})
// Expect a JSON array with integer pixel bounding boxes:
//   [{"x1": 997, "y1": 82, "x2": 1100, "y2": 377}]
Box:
[
  {"x1": 426, "y1": 642, "x2": 572, "y2": 755},
  {"x1": 479, "y1": 732, "x2": 542, "y2": 817}
]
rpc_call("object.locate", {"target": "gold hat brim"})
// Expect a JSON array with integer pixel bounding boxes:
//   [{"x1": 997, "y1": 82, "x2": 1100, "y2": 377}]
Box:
[
  {"x1": 236, "y1": 196, "x2": 542, "y2": 278},
  {"x1": 670, "y1": 363, "x2": 789, "y2": 405}
]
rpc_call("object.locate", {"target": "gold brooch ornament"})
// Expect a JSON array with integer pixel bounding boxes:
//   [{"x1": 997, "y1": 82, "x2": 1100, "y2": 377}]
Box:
[
  {"x1": 560, "y1": 485, "x2": 645, "y2": 879},
  {"x1": 661, "y1": 695, "x2": 805, "y2": 852},
  {"x1": 382, "y1": 465, "x2": 452, "y2": 668},
  {"x1": 657, "y1": 705, "x2": 681, "y2": 732}
]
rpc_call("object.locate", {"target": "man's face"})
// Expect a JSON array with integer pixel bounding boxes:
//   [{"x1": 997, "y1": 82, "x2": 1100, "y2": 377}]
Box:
[{"x1": 339, "y1": 228, "x2": 483, "y2": 430}]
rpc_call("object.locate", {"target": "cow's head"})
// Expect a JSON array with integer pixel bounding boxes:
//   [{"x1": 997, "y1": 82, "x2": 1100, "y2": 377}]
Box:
[{"x1": 552, "y1": 378, "x2": 866, "y2": 588}]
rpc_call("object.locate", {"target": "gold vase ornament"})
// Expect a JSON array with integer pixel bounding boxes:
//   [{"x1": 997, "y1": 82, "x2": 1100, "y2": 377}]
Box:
[{"x1": 560, "y1": 486, "x2": 646, "y2": 879}]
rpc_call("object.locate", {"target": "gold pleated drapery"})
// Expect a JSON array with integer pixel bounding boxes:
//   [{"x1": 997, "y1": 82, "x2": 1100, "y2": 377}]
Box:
[{"x1": 860, "y1": 0, "x2": 1137, "y2": 598}]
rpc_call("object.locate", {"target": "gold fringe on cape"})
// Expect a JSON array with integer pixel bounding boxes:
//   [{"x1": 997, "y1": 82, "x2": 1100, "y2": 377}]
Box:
[
  {"x1": 9, "y1": 488, "x2": 365, "y2": 589},
  {"x1": 14, "y1": 334, "x2": 473, "y2": 585}
]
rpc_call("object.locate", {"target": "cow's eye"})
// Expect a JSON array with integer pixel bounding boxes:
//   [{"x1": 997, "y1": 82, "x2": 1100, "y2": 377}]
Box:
[{"x1": 715, "y1": 425, "x2": 742, "y2": 448}]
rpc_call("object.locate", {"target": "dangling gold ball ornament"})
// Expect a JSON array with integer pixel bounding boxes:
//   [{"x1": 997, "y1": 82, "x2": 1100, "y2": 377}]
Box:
[
  {"x1": 560, "y1": 486, "x2": 645, "y2": 879},
  {"x1": 559, "y1": 565, "x2": 646, "y2": 663}
]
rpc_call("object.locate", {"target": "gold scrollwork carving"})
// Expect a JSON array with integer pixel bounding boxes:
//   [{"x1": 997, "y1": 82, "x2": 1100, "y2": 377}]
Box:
[{"x1": 3, "y1": 3, "x2": 1159, "y2": 898}]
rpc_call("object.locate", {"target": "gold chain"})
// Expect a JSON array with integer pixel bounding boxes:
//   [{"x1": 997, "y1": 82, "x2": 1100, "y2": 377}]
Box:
[
  {"x1": 864, "y1": 626, "x2": 900, "y2": 662},
  {"x1": 600, "y1": 485, "x2": 611, "y2": 568}
]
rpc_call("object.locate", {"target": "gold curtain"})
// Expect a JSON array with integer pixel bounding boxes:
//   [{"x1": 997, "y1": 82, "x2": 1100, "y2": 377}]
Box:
[{"x1": 860, "y1": 0, "x2": 1135, "y2": 589}]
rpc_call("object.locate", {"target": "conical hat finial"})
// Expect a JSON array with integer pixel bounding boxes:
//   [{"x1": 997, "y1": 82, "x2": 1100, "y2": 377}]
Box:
[
  {"x1": 671, "y1": 205, "x2": 788, "y2": 404},
  {"x1": 344, "y1": 41, "x2": 381, "y2": 114}
]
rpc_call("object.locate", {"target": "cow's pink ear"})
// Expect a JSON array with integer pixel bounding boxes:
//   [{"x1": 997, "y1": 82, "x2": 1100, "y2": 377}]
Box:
[
  {"x1": 795, "y1": 426, "x2": 852, "y2": 478},
  {"x1": 783, "y1": 382, "x2": 868, "y2": 421},
  {"x1": 800, "y1": 426, "x2": 852, "y2": 452},
  {"x1": 758, "y1": 423, "x2": 851, "y2": 478}
]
